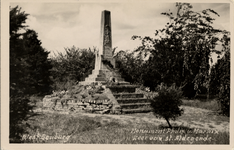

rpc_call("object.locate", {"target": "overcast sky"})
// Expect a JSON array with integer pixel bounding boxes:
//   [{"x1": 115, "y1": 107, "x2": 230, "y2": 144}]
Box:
[{"x1": 10, "y1": 2, "x2": 230, "y2": 57}]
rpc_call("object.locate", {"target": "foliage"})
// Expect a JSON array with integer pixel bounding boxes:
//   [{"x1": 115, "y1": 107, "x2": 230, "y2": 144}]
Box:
[
  {"x1": 23, "y1": 29, "x2": 53, "y2": 94},
  {"x1": 10, "y1": 6, "x2": 52, "y2": 96},
  {"x1": 10, "y1": 6, "x2": 52, "y2": 142},
  {"x1": 132, "y1": 3, "x2": 227, "y2": 98},
  {"x1": 136, "y1": 86, "x2": 159, "y2": 100},
  {"x1": 10, "y1": 96, "x2": 36, "y2": 142},
  {"x1": 115, "y1": 50, "x2": 145, "y2": 85},
  {"x1": 151, "y1": 83, "x2": 183, "y2": 128},
  {"x1": 209, "y1": 33, "x2": 230, "y2": 116},
  {"x1": 50, "y1": 46, "x2": 95, "y2": 91}
]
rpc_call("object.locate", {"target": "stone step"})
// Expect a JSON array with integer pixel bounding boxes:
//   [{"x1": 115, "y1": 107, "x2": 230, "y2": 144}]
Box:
[
  {"x1": 120, "y1": 103, "x2": 151, "y2": 109},
  {"x1": 79, "y1": 81, "x2": 130, "y2": 85},
  {"x1": 91, "y1": 70, "x2": 122, "y2": 77},
  {"x1": 93, "y1": 76, "x2": 125, "y2": 82},
  {"x1": 79, "y1": 81, "x2": 104, "y2": 85},
  {"x1": 117, "y1": 98, "x2": 151, "y2": 104},
  {"x1": 113, "y1": 93, "x2": 144, "y2": 99},
  {"x1": 122, "y1": 108, "x2": 153, "y2": 114},
  {"x1": 85, "y1": 77, "x2": 106, "y2": 82},
  {"x1": 92, "y1": 69, "x2": 106, "y2": 74},
  {"x1": 114, "y1": 81, "x2": 130, "y2": 85},
  {"x1": 88, "y1": 74, "x2": 106, "y2": 78},
  {"x1": 91, "y1": 69, "x2": 113, "y2": 75},
  {"x1": 107, "y1": 85, "x2": 139, "y2": 93},
  {"x1": 88, "y1": 73, "x2": 121, "y2": 78},
  {"x1": 85, "y1": 76, "x2": 125, "y2": 82}
]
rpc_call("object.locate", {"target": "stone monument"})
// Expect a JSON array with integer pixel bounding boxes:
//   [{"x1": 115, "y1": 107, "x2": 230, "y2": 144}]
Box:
[
  {"x1": 43, "y1": 10, "x2": 152, "y2": 114},
  {"x1": 96, "y1": 10, "x2": 115, "y2": 70},
  {"x1": 80, "y1": 10, "x2": 127, "y2": 85}
]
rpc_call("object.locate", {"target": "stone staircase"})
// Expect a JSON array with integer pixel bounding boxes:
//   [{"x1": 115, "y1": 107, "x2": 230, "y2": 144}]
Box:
[
  {"x1": 107, "y1": 84, "x2": 152, "y2": 114},
  {"x1": 80, "y1": 64, "x2": 152, "y2": 114}
]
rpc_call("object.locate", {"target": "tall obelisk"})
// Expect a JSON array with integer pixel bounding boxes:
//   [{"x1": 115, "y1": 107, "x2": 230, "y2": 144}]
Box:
[
  {"x1": 95, "y1": 10, "x2": 115, "y2": 70},
  {"x1": 81, "y1": 10, "x2": 126, "y2": 85}
]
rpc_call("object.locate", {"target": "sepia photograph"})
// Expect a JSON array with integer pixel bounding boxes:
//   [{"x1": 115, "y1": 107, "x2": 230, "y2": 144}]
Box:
[{"x1": 1, "y1": 0, "x2": 233, "y2": 149}]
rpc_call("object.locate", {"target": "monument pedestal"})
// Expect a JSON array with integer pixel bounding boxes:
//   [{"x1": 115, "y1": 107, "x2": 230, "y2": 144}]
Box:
[{"x1": 80, "y1": 55, "x2": 129, "y2": 85}]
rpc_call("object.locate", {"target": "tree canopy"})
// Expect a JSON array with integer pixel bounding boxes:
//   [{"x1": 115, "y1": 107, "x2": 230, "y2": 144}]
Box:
[
  {"x1": 10, "y1": 6, "x2": 52, "y2": 96},
  {"x1": 10, "y1": 6, "x2": 53, "y2": 142},
  {"x1": 130, "y1": 3, "x2": 229, "y2": 98}
]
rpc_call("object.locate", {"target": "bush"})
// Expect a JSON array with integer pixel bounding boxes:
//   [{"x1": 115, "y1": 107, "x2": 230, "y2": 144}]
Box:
[
  {"x1": 115, "y1": 50, "x2": 145, "y2": 85},
  {"x1": 51, "y1": 46, "x2": 95, "y2": 90},
  {"x1": 151, "y1": 83, "x2": 183, "y2": 128},
  {"x1": 52, "y1": 78, "x2": 78, "y2": 92}
]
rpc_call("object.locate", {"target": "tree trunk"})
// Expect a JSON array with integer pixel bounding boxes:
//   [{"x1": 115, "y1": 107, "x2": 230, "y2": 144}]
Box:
[{"x1": 165, "y1": 118, "x2": 172, "y2": 129}]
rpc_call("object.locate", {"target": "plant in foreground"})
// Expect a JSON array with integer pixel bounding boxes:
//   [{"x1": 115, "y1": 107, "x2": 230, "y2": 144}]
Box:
[{"x1": 151, "y1": 83, "x2": 183, "y2": 128}]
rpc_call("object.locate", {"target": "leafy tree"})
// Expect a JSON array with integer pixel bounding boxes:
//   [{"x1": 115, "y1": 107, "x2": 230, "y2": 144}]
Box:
[
  {"x1": 10, "y1": 6, "x2": 52, "y2": 96},
  {"x1": 10, "y1": 6, "x2": 29, "y2": 96},
  {"x1": 115, "y1": 50, "x2": 145, "y2": 84},
  {"x1": 209, "y1": 32, "x2": 230, "y2": 116},
  {"x1": 132, "y1": 3, "x2": 225, "y2": 98},
  {"x1": 10, "y1": 6, "x2": 52, "y2": 142},
  {"x1": 22, "y1": 29, "x2": 53, "y2": 94},
  {"x1": 51, "y1": 46, "x2": 95, "y2": 90},
  {"x1": 151, "y1": 83, "x2": 183, "y2": 128}
]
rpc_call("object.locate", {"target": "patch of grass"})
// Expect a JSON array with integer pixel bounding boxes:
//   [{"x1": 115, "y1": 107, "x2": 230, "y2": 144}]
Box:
[
  {"x1": 195, "y1": 123, "x2": 204, "y2": 127},
  {"x1": 21, "y1": 112, "x2": 229, "y2": 144},
  {"x1": 182, "y1": 99, "x2": 219, "y2": 111},
  {"x1": 178, "y1": 107, "x2": 229, "y2": 125},
  {"x1": 214, "y1": 121, "x2": 222, "y2": 126}
]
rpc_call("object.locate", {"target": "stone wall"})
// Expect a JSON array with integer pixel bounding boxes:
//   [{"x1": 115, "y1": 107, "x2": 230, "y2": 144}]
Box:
[{"x1": 43, "y1": 82, "x2": 121, "y2": 114}]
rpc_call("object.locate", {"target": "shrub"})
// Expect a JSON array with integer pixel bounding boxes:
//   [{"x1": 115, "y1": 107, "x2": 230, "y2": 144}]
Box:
[
  {"x1": 151, "y1": 83, "x2": 183, "y2": 128},
  {"x1": 52, "y1": 78, "x2": 77, "y2": 92},
  {"x1": 115, "y1": 50, "x2": 145, "y2": 85},
  {"x1": 51, "y1": 46, "x2": 95, "y2": 90}
]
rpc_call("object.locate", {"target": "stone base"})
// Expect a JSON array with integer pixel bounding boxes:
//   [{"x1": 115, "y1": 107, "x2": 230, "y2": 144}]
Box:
[{"x1": 80, "y1": 69, "x2": 129, "y2": 85}]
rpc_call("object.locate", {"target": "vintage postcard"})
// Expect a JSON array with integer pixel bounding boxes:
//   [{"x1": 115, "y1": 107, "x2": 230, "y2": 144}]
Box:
[{"x1": 1, "y1": 0, "x2": 233, "y2": 150}]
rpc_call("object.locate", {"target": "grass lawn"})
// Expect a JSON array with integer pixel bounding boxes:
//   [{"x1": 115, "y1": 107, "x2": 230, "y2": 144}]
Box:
[
  {"x1": 20, "y1": 97, "x2": 229, "y2": 144},
  {"x1": 182, "y1": 98, "x2": 220, "y2": 111}
]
